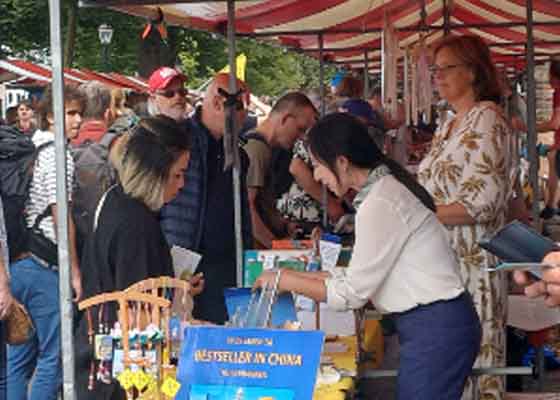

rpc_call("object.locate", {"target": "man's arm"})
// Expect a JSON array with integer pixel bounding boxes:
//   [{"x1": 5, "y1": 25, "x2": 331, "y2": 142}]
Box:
[
  {"x1": 537, "y1": 107, "x2": 560, "y2": 132},
  {"x1": 52, "y1": 204, "x2": 82, "y2": 301},
  {"x1": 248, "y1": 187, "x2": 278, "y2": 248},
  {"x1": 0, "y1": 256, "x2": 14, "y2": 320},
  {"x1": 513, "y1": 107, "x2": 560, "y2": 133}
]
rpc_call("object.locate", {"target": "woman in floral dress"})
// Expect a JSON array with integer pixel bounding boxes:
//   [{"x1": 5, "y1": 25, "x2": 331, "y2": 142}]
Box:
[{"x1": 418, "y1": 35, "x2": 515, "y2": 400}]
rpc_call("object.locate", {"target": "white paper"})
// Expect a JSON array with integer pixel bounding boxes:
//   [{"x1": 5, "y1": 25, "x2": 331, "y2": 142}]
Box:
[
  {"x1": 507, "y1": 295, "x2": 560, "y2": 331},
  {"x1": 320, "y1": 240, "x2": 342, "y2": 271},
  {"x1": 296, "y1": 294, "x2": 315, "y2": 311},
  {"x1": 170, "y1": 245, "x2": 202, "y2": 280}
]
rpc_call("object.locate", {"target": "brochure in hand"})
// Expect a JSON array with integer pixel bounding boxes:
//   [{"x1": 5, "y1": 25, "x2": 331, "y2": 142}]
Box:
[{"x1": 478, "y1": 220, "x2": 559, "y2": 278}]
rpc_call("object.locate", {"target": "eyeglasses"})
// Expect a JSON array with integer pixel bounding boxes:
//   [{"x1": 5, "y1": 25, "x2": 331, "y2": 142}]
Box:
[
  {"x1": 429, "y1": 64, "x2": 467, "y2": 76},
  {"x1": 155, "y1": 87, "x2": 188, "y2": 98}
]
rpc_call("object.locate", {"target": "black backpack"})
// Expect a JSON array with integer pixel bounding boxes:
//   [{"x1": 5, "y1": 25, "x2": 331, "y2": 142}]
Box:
[
  {"x1": 244, "y1": 131, "x2": 294, "y2": 199},
  {"x1": 0, "y1": 126, "x2": 52, "y2": 260},
  {"x1": 71, "y1": 114, "x2": 136, "y2": 245}
]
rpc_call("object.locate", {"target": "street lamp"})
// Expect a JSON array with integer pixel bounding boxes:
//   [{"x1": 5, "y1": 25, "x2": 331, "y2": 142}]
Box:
[{"x1": 98, "y1": 24, "x2": 113, "y2": 72}]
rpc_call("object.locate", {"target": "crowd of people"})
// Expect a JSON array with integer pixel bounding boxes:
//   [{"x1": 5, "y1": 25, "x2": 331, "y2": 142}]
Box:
[{"x1": 0, "y1": 33, "x2": 559, "y2": 400}]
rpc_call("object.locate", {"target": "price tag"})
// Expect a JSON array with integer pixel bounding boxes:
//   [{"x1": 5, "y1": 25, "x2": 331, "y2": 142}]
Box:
[
  {"x1": 94, "y1": 334, "x2": 113, "y2": 361},
  {"x1": 161, "y1": 376, "x2": 181, "y2": 397},
  {"x1": 117, "y1": 369, "x2": 134, "y2": 391},
  {"x1": 132, "y1": 370, "x2": 150, "y2": 391},
  {"x1": 137, "y1": 376, "x2": 158, "y2": 400}
]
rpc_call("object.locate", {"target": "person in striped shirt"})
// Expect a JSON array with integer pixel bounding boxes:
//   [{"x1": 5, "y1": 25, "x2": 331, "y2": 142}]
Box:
[{"x1": 7, "y1": 86, "x2": 84, "y2": 400}]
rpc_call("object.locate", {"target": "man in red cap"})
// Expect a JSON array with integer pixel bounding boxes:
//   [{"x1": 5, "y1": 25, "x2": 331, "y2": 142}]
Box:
[{"x1": 148, "y1": 66, "x2": 188, "y2": 121}]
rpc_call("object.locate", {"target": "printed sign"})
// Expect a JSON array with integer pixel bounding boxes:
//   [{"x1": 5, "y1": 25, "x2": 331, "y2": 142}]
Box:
[{"x1": 177, "y1": 326, "x2": 324, "y2": 400}]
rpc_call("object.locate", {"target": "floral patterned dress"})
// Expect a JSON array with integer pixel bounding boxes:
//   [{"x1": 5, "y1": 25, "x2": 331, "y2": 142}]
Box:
[
  {"x1": 276, "y1": 138, "x2": 322, "y2": 224},
  {"x1": 418, "y1": 103, "x2": 515, "y2": 400}
]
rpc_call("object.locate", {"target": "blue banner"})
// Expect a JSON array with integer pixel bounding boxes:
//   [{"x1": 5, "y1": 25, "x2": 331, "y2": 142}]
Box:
[{"x1": 177, "y1": 326, "x2": 324, "y2": 400}]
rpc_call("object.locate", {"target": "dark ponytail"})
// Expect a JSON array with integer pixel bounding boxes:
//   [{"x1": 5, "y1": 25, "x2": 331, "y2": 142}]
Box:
[
  {"x1": 383, "y1": 157, "x2": 435, "y2": 212},
  {"x1": 307, "y1": 113, "x2": 436, "y2": 212}
]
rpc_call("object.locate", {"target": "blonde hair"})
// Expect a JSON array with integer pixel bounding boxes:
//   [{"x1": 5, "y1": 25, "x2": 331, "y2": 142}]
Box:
[
  {"x1": 119, "y1": 150, "x2": 166, "y2": 211},
  {"x1": 110, "y1": 88, "x2": 129, "y2": 118},
  {"x1": 113, "y1": 116, "x2": 191, "y2": 211}
]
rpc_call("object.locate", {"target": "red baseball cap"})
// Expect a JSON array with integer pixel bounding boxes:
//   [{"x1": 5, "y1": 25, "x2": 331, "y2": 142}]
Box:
[{"x1": 148, "y1": 67, "x2": 187, "y2": 92}]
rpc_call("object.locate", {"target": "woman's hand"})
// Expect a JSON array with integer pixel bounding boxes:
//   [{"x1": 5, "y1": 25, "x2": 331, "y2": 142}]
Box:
[
  {"x1": 513, "y1": 252, "x2": 560, "y2": 307},
  {"x1": 0, "y1": 286, "x2": 14, "y2": 320},
  {"x1": 189, "y1": 272, "x2": 205, "y2": 296}
]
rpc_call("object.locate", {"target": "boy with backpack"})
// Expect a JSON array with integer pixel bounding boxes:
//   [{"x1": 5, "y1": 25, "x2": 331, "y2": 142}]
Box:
[{"x1": 5, "y1": 86, "x2": 84, "y2": 400}]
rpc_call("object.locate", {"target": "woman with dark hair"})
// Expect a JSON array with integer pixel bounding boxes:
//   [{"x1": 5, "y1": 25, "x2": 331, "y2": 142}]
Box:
[
  {"x1": 14, "y1": 100, "x2": 36, "y2": 135},
  {"x1": 76, "y1": 115, "x2": 201, "y2": 400},
  {"x1": 82, "y1": 115, "x2": 195, "y2": 298},
  {"x1": 417, "y1": 35, "x2": 514, "y2": 400},
  {"x1": 255, "y1": 113, "x2": 481, "y2": 400}
]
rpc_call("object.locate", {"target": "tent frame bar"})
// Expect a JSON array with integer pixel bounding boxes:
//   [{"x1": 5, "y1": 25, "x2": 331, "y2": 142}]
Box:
[
  {"x1": 526, "y1": 0, "x2": 540, "y2": 227},
  {"x1": 240, "y1": 21, "x2": 560, "y2": 38},
  {"x1": 48, "y1": 0, "x2": 76, "y2": 399},
  {"x1": 333, "y1": 52, "x2": 553, "y2": 66},
  {"x1": 225, "y1": 0, "x2": 244, "y2": 289},
  {"x1": 79, "y1": 0, "x2": 254, "y2": 6},
  {"x1": 297, "y1": 40, "x2": 560, "y2": 53}
]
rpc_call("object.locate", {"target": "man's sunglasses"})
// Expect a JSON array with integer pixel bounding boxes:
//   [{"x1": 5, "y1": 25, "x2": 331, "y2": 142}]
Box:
[{"x1": 156, "y1": 88, "x2": 189, "y2": 98}]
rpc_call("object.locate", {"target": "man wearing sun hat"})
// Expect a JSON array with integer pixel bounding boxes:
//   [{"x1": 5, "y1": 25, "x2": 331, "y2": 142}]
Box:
[{"x1": 147, "y1": 66, "x2": 188, "y2": 121}]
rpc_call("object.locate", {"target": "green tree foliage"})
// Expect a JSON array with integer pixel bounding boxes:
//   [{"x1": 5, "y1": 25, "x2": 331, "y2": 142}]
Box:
[
  {"x1": 0, "y1": 0, "x2": 142, "y2": 73},
  {"x1": 0, "y1": 0, "x2": 50, "y2": 58},
  {"x1": 177, "y1": 30, "x2": 337, "y2": 97},
  {"x1": 0, "y1": 1, "x2": 337, "y2": 96}
]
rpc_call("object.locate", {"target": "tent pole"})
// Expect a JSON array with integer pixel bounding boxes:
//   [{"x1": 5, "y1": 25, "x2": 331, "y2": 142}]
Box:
[
  {"x1": 319, "y1": 33, "x2": 326, "y2": 117},
  {"x1": 1, "y1": 84, "x2": 6, "y2": 120},
  {"x1": 525, "y1": 0, "x2": 539, "y2": 226},
  {"x1": 239, "y1": 20, "x2": 560, "y2": 37},
  {"x1": 48, "y1": 0, "x2": 76, "y2": 399},
  {"x1": 363, "y1": 49, "x2": 369, "y2": 99},
  {"x1": 226, "y1": 0, "x2": 244, "y2": 288},
  {"x1": 319, "y1": 33, "x2": 328, "y2": 230},
  {"x1": 443, "y1": 0, "x2": 451, "y2": 36}
]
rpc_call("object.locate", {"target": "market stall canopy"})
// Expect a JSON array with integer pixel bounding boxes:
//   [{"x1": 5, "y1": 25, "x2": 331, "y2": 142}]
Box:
[
  {"x1": 0, "y1": 58, "x2": 149, "y2": 92},
  {"x1": 81, "y1": 0, "x2": 560, "y2": 74}
]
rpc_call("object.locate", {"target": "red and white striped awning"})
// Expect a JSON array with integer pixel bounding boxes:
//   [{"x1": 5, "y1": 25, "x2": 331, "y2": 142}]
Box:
[
  {"x1": 93, "y1": 0, "x2": 560, "y2": 73},
  {"x1": 0, "y1": 58, "x2": 149, "y2": 92}
]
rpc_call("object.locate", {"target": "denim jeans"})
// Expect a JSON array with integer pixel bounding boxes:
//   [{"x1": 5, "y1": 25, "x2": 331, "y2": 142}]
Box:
[{"x1": 7, "y1": 257, "x2": 61, "y2": 400}]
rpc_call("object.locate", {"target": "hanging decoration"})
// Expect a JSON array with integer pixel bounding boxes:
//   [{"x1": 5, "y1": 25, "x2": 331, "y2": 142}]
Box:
[
  {"x1": 381, "y1": 12, "x2": 401, "y2": 121},
  {"x1": 141, "y1": 7, "x2": 168, "y2": 42},
  {"x1": 79, "y1": 277, "x2": 194, "y2": 399}
]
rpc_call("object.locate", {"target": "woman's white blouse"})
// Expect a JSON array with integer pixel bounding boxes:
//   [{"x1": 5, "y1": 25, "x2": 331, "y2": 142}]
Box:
[{"x1": 325, "y1": 175, "x2": 465, "y2": 314}]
